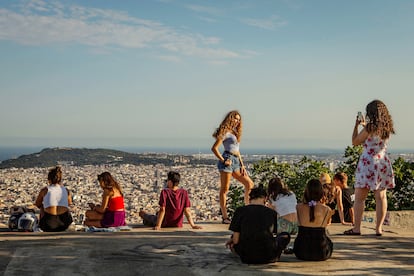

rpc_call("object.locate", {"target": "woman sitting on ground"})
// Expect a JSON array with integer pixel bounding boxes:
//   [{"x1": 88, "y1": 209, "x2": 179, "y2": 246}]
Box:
[
  {"x1": 294, "y1": 179, "x2": 334, "y2": 261},
  {"x1": 320, "y1": 172, "x2": 352, "y2": 226},
  {"x1": 267, "y1": 176, "x2": 298, "y2": 235},
  {"x1": 34, "y1": 166, "x2": 73, "y2": 232},
  {"x1": 84, "y1": 172, "x2": 126, "y2": 228}
]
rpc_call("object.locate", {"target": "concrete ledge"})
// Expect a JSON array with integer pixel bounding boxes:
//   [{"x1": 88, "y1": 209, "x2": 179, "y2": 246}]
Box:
[
  {"x1": 1, "y1": 221, "x2": 413, "y2": 275},
  {"x1": 362, "y1": 211, "x2": 414, "y2": 229}
]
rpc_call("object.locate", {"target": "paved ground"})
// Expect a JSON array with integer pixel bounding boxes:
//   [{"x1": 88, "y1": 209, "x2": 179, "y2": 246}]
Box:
[{"x1": 0, "y1": 219, "x2": 413, "y2": 276}]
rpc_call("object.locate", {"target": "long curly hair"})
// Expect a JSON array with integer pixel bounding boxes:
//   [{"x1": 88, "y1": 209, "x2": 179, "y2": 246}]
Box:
[
  {"x1": 320, "y1": 173, "x2": 335, "y2": 204},
  {"x1": 98, "y1": 172, "x2": 123, "y2": 196},
  {"x1": 365, "y1": 99, "x2": 395, "y2": 140},
  {"x1": 212, "y1": 110, "x2": 243, "y2": 142}
]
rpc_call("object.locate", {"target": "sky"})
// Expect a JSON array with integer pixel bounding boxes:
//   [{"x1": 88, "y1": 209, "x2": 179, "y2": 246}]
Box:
[{"x1": 0, "y1": 0, "x2": 413, "y2": 153}]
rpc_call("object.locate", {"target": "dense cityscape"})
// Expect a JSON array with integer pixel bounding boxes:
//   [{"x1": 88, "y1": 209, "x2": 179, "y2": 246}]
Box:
[{"x1": 1, "y1": 151, "x2": 413, "y2": 227}]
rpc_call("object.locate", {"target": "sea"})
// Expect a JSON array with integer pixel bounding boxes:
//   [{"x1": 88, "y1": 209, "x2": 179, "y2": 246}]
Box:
[{"x1": 1, "y1": 146, "x2": 413, "y2": 162}]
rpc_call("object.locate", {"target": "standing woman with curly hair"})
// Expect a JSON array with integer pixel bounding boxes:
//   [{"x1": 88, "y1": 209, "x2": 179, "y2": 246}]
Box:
[
  {"x1": 344, "y1": 100, "x2": 395, "y2": 236},
  {"x1": 85, "y1": 172, "x2": 126, "y2": 228},
  {"x1": 211, "y1": 110, "x2": 254, "y2": 224}
]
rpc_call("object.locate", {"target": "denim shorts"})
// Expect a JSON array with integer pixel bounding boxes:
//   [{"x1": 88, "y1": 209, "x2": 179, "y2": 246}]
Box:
[
  {"x1": 217, "y1": 152, "x2": 241, "y2": 173},
  {"x1": 277, "y1": 217, "x2": 298, "y2": 235}
]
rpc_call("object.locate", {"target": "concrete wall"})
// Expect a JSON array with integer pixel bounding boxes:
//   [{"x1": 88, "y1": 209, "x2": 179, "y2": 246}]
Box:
[{"x1": 362, "y1": 210, "x2": 414, "y2": 229}]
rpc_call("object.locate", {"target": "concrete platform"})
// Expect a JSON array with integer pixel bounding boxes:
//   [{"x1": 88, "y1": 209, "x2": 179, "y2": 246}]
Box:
[{"x1": 0, "y1": 220, "x2": 413, "y2": 276}]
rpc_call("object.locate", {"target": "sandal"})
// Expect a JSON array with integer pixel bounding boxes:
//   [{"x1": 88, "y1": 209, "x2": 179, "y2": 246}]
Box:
[
  {"x1": 222, "y1": 217, "x2": 231, "y2": 224},
  {"x1": 344, "y1": 229, "x2": 361, "y2": 235}
]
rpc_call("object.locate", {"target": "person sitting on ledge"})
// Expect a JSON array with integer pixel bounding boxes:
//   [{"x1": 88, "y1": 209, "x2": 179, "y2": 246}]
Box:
[
  {"x1": 34, "y1": 166, "x2": 73, "y2": 232},
  {"x1": 225, "y1": 185, "x2": 291, "y2": 264},
  {"x1": 293, "y1": 179, "x2": 334, "y2": 261},
  {"x1": 139, "y1": 171, "x2": 202, "y2": 230},
  {"x1": 84, "y1": 172, "x2": 126, "y2": 228}
]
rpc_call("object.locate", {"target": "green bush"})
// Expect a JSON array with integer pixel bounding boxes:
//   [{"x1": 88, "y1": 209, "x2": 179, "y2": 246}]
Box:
[{"x1": 228, "y1": 146, "x2": 414, "y2": 212}]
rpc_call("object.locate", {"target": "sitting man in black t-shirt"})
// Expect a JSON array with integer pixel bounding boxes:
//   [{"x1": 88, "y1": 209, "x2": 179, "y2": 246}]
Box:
[{"x1": 225, "y1": 185, "x2": 291, "y2": 264}]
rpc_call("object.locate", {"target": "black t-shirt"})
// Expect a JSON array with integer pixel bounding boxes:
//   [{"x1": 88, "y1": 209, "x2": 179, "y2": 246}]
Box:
[{"x1": 229, "y1": 204, "x2": 278, "y2": 264}]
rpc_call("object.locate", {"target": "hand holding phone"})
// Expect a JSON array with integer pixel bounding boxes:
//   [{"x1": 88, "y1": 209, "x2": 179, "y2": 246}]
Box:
[{"x1": 357, "y1": 111, "x2": 365, "y2": 125}]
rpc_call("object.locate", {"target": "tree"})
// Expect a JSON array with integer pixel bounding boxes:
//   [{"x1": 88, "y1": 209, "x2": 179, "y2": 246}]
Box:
[
  {"x1": 227, "y1": 146, "x2": 414, "y2": 213},
  {"x1": 389, "y1": 157, "x2": 414, "y2": 210},
  {"x1": 335, "y1": 145, "x2": 362, "y2": 186},
  {"x1": 249, "y1": 156, "x2": 330, "y2": 201}
]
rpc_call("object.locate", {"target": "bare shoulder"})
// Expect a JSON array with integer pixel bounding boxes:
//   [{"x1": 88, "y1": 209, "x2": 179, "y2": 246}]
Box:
[
  {"x1": 317, "y1": 204, "x2": 334, "y2": 218},
  {"x1": 103, "y1": 188, "x2": 114, "y2": 197},
  {"x1": 296, "y1": 203, "x2": 307, "y2": 212},
  {"x1": 317, "y1": 204, "x2": 331, "y2": 211}
]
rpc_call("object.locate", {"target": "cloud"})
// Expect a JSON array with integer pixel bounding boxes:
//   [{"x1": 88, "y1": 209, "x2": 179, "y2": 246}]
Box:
[
  {"x1": 0, "y1": 0, "x2": 240, "y2": 60},
  {"x1": 184, "y1": 3, "x2": 287, "y2": 32},
  {"x1": 157, "y1": 55, "x2": 181, "y2": 63},
  {"x1": 241, "y1": 15, "x2": 287, "y2": 30},
  {"x1": 185, "y1": 4, "x2": 223, "y2": 17}
]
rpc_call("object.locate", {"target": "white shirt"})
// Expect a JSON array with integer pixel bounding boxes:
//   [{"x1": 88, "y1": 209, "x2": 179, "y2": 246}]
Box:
[
  {"x1": 270, "y1": 193, "x2": 297, "y2": 217},
  {"x1": 43, "y1": 184, "x2": 69, "y2": 208}
]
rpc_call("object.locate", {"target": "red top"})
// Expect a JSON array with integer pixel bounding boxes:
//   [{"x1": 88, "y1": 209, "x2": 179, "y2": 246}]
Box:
[
  {"x1": 159, "y1": 188, "x2": 191, "y2": 227},
  {"x1": 107, "y1": 196, "x2": 125, "y2": 211}
]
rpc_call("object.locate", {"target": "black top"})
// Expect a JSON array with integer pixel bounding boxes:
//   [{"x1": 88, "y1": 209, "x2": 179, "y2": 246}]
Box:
[
  {"x1": 341, "y1": 188, "x2": 354, "y2": 222},
  {"x1": 331, "y1": 188, "x2": 354, "y2": 223},
  {"x1": 294, "y1": 226, "x2": 333, "y2": 261},
  {"x1": 229, "y1": 204, "x2": 279, "y2": 264}
]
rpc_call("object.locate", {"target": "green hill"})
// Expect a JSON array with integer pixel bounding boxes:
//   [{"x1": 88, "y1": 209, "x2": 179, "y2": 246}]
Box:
[{"x1": 0, "y1": 147, "x2": 210, "y2": 168}]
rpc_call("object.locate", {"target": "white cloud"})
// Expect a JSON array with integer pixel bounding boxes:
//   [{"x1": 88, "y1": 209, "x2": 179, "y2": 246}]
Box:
[
  {"x1": 186, "y1": 4, "x2": 223, "y2": 17},
  {"x1": 241, "y1": 15, "x2": 287, "y2": 30},
  {"x1": 0, "y1": 0, "x2": 241, "y2": 61},
  {"x1": 207, "y1": 60, "x2": 229, "y2": 66},
  {"x1": 197, "y1": 16, "x2": 217, "y2": 23},
  {"x1": 157, "y1": 55, "x2": 181, "y2": 63}
]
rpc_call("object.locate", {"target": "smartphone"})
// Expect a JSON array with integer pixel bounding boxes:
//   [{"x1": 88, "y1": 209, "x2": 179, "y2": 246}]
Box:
[{"x1": 357, "y1": 111, "x2": 364, "y2": 121}]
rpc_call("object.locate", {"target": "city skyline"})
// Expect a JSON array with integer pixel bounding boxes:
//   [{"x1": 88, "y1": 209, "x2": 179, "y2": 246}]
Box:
[{"x1": 1, "y1": 0, "x2": 413, "y2": 151}]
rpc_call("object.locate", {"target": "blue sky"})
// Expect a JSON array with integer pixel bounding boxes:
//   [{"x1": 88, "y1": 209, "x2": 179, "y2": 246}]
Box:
[{"x1": 0, "y1": 0, "x2": 413, "y2": 153}]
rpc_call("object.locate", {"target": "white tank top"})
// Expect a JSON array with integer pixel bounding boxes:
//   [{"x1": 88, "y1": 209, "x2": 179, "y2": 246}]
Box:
[
  {"x1": 43, "y1": 184, "x2": 69, "y2": 208},
  {"x1": 270, "y1": 193, "x2": 297, "y2": 217}
]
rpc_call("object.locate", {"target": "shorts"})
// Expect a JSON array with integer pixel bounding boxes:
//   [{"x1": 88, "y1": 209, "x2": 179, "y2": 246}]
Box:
[
  {"x1": 217, "y1": 152, "x2": 241, "y2": 173},
  {"x1": 101, "y1": 210, "x2": 126, "y2": 227},
  {"x1": 39, "y1": 211, "x2": 73, "y2": 232},
  {"x1": 277, "y1": 217, "x2": 298, "y2": 235}
]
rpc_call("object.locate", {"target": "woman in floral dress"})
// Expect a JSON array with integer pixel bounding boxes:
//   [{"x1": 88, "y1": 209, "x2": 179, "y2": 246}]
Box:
[{"x1": 344, "y1": 100, "x2": 395, "y2": 236}]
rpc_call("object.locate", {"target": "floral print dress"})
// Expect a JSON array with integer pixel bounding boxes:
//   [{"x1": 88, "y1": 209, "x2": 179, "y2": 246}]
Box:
[{"x1": 355, "y1": 135, "x2": 395, "y2": 191}]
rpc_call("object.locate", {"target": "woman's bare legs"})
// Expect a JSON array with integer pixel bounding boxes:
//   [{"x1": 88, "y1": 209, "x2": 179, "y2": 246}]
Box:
[
  {"x1": 351, "y1": 188, "x2": 369, "y2": 233},
  {"x1": 233, "y1": 171, "x2": 254, "y2": 205},
  {"x1": 219, "y1": 171, "x2": 232, "y2": 220},
  {"x1": 374, "y1": 189, "x2": 387, "y2": 235},
  {"x1": 84, "y1": 209, "x2": 103, "y2": 227}
]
